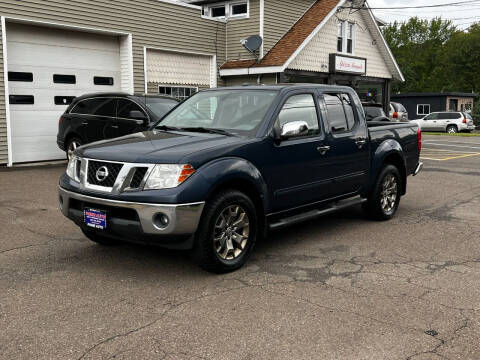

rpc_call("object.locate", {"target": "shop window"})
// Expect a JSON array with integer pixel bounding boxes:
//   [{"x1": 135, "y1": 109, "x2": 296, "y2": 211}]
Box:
[
  {"x1": 159, "y1": 86, "x2": 197, "y2": 100},
  {"x1": 417, "y1": 104, "x2": 430, "y2": 116},
  {"x1": 55, "y1": 96, "x2": 76, "y2": 105},
  {"x1": 8, "y1": 72, "x2": 33, "y2": 82},
  {"x1": 337, "y1": 21, "x2": 355, "y2": 54},
  {"x1": 54, "y1": 74, "x2": 76, "y2": 84},
  {"x1": 324, "y1": 93, "x2": 356, "y2": 133},
  {"x1": 94, "y1": 76, "x2": 114, "y2": 86}
]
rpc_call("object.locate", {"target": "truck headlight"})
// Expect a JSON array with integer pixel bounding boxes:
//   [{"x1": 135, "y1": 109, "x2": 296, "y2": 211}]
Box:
[
  {"x1": 144, "y1": 164, "x2": 195, "y2": 190},
  {"x1": 66, "y1": 156, "x2": 78, "y2": 181}
]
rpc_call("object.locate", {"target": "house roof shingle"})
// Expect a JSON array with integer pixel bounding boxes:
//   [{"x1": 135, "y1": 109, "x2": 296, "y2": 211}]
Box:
[{"x1": 221, "y1": 0, "x2": 340, "y2": 70}]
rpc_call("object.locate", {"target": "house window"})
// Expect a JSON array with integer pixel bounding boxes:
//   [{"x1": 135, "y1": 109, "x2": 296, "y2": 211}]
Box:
[
  {"x1": 230, "y1": 2, "x2": 248, "y2": 17},
  {"x1": 417, "y1": 104, "x2": 431, "y2": 116},
  {"x1": 204, "y1": 1, "x2": 248, "y2": 19},
  {"x1": 210, "y1": 6, "x2": 226, "y2": 18},
  {"x1": 159, "y1": 86, "x2": 198, "y2": 100},
  {"x1": 337, "y1": 21, "x2": 355, "y2": 54}
]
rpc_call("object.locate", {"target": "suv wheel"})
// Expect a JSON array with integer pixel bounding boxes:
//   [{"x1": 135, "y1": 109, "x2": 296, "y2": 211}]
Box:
[
  {"x1": 364, "y1": 165, "x2": 402, "y2": 221},
  {"x1": 66, "y1": 137, "x2": 83, "y2": 160},
  {"x1": 81, "y1": 228, "x2": 121, "y2": 246},
  {"x1": 192, "y1": 190, "x2": 257, "y2": 273},
  {"x1": 446, "y1": 125, "x2": 458, "y2": 134}
]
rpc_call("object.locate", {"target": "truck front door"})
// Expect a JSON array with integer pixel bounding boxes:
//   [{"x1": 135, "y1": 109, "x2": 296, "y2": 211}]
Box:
[{"x1": 265, "y1": 91, "x2": 334, "y2": 212}]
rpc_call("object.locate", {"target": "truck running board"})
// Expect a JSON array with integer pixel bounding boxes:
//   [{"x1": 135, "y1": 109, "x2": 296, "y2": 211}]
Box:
[{"x1": 268, "y1": 197, "x2": 367, "y2": 231}]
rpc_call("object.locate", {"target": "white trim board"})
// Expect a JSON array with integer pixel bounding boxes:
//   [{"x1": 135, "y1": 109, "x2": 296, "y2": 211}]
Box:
[{"x1": 1, "y1": 16, "x2": 12, "y2": 166}]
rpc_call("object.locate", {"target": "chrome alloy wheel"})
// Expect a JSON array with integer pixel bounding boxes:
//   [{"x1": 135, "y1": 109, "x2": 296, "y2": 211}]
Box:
[
  {"x1": 67, "y1": 140, "x2": 81, "y2": 160},
  {"x1": 447, "y1": 126, "x2": 457, "y2": 134},
  {"x1": 214, "y1": 205, "x2": 250, "y2": 261},
  {"x1": 380, "y1": 174, "x2": 398, "y2": 214}
]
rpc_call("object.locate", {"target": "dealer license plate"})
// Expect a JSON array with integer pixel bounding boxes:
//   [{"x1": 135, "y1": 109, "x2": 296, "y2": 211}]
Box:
[{"x1": 84, "y1": 209, "x2": 107, "y2": 230}]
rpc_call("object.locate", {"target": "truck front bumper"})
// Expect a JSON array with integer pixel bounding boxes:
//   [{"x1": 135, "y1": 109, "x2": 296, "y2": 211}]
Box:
[{"x1": 59, "y1": 187, "x2": 205, "y2": 248}]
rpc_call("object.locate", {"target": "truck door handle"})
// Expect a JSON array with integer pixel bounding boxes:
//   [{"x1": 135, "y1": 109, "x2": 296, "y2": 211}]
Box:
[
  {"x1": 317, "y1": 145, "x2": 331, "y2": 155},
  {"x1": 111, "y1": 125, "x2": 119, "y2": 129},
  {"x1": 355, "y1": 138, "x2": 367, "y2": 148},
  {"x1": 81, "y1": 122, "x2": 88, "y2": 126}
]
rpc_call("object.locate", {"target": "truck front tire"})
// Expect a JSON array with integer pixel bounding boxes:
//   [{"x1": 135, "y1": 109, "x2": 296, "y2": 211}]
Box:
[
  {"x1": 192, "y1": 190, "x2": 258, "y2": 273},
  {"x1": 364, "y1": 165, "x2": 402, "y2": 221}
]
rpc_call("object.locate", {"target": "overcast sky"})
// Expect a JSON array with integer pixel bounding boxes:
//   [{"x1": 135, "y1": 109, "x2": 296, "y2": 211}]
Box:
[{"x1": 368, "y1": 0, "x2": 480, "y2": 29}]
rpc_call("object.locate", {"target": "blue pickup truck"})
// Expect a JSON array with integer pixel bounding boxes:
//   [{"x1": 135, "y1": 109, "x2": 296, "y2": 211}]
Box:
[{"x1": 59, "y1": 85, "x2": 423, "y2": 273}]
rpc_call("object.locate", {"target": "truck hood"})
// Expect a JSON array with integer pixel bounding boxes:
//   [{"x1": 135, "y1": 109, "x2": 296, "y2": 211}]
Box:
[{"x1": 76, "y1": 130, "x2": 248, "y2": 165}]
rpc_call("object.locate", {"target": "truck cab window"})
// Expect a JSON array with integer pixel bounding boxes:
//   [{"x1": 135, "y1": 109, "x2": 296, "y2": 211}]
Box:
[{"x1": 277, "y1": 94, "x2": 320, "y2": 136}]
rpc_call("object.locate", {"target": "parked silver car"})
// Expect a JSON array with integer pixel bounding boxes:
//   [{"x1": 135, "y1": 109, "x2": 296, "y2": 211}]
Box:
[
  {"x1": 390, "y1": 102, "x2": 408, "y2": 122},
  {"x1": 410, "y1": 111, "x2": 475, "y2": 133}
]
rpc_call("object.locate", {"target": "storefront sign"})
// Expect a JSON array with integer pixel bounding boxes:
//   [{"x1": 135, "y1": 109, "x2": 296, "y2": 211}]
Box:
[{"x1": 329, "y1": 54, "x2": 366, "y2": 75}]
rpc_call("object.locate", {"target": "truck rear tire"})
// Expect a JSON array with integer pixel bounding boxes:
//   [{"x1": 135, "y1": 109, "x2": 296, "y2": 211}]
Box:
[
  {"x1": 192, "y1": 190, "x2": 257, "y2": 273},
  {"x1": 81, "y1": 228, "x2": 121, "y2": 246},
  {"x1": 363, "y1": 165, "x2": 402, "y2": 221}
]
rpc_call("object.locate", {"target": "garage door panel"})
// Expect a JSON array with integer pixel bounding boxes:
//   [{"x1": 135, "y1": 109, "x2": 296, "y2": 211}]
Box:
[
  {"x1": 7, "y1": 23, "x2": 120, "y2": 53},
  {"x1": 8, "y1": 67, "x2": 121, "y2": 92},
  {"x1": 10, "y1": 110, "x2": 66, "y2": 136},
  {"x1": 12, "y1": 135, "x2": 64, "y2": 163},
  {"x1": 8, "y1": 43, "x2": 120, "y2": 70}
]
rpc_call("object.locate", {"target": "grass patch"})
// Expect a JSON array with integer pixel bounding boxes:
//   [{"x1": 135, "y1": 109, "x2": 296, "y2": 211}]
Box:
[{"x1": 424, "y1": 132, "x2": 480, "y2": 137}]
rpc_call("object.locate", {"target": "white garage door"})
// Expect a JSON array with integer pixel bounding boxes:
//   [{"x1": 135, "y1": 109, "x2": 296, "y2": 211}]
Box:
[{"x1": 7, "y1": 22, "x2": 122, "y2": 163}]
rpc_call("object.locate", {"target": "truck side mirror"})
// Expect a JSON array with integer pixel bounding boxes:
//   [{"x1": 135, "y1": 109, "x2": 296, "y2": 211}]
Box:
[{"x1": 280, "y1": 121, "x2": 309, "y2": 140}]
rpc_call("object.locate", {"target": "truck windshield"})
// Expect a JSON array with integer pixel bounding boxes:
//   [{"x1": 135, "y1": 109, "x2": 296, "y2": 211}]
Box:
[{"x1": 155, "y1": 89, "x2": 278, "y2": 136}]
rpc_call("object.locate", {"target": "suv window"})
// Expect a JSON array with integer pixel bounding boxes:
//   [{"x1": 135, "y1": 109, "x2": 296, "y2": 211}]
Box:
[
  {"x1": 424, "y1": 113, "x2": 439, "y2": 120},
  {"x1": 324, "y1": 93, "x2": 356, "y2": 132},
  {"x1": 72, "y1": 98, "x2": 116, "y2": 117},
  {"x1": 464, "y1": 112, "x2": 473, "y2": 120},
  {"x1": 117, "y1": 99, "x2": 147, "y2": 120},
  {"x1": 277, "y1": 94, "x2": 320, "y2": 136}
]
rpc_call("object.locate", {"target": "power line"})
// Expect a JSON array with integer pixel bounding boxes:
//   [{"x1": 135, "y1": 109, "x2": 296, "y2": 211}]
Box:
[{"x1": 343, "y1": 0, "x2": 480, "y2": 10}]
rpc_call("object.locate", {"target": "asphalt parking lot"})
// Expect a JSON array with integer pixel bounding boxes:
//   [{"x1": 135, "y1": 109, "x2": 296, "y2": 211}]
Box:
[{"x1": 1, "y1": 134, "x2": 480, "y2": 360}]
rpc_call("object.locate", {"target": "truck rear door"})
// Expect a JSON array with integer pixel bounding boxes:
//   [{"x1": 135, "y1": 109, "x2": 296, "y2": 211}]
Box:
[{"x1": 319, "y1": 92, "x2": 370, "y2": 197}]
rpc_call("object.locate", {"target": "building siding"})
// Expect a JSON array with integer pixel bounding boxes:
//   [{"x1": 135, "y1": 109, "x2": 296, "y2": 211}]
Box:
[
  {"x1": 0, "y1": 0, "x2": 227, "y2": 164},
  {"x1": 288, "y1": 8, "x2": 392, "y2": 79},
  {"x1": 226, "y1": 0, "x2": 260, "y2": 61},
  {"x1": 0, "y1": 21, "x2": 6, "y2": 164},
  {"x1": 263, "y1": 0, "x2": 315, "y2": 56}
]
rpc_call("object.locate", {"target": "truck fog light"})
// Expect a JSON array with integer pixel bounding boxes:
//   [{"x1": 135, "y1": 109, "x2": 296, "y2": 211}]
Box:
[{"x1": 153, "y1": 213, "x2": 170, "y2": 229}]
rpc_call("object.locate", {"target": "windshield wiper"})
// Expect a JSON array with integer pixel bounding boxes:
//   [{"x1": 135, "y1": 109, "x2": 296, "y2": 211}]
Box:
[
  {"x1": 179, "y1": 127, "x2": 235, "y2": 137},
  {"x1": 155, "y1": 125, "x2": 181, "y2": 131}
]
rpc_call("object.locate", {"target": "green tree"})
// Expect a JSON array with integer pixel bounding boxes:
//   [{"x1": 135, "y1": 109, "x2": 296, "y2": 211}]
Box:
[{"x1": 383, "y1": 17, "x2": 457, "y2": 94}]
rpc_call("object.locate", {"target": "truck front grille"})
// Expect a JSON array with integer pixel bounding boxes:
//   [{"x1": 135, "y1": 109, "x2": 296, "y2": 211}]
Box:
[
  {"x1": 87, "y1": 160, "x2": 123, "y2": 187},
  {"x1": 130, "y1": 167, "x2": 149, "y2": 189}
]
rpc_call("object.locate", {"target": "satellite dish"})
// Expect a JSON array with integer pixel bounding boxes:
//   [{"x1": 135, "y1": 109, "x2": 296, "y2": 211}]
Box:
[{"x1": 241, "y1": 35, "x2": 263, "y2": 54}]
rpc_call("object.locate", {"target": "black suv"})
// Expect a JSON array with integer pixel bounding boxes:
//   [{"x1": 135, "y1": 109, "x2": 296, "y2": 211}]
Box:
[{"x1": 57, "y1": 93, "x2": 179, "y2": 159}]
